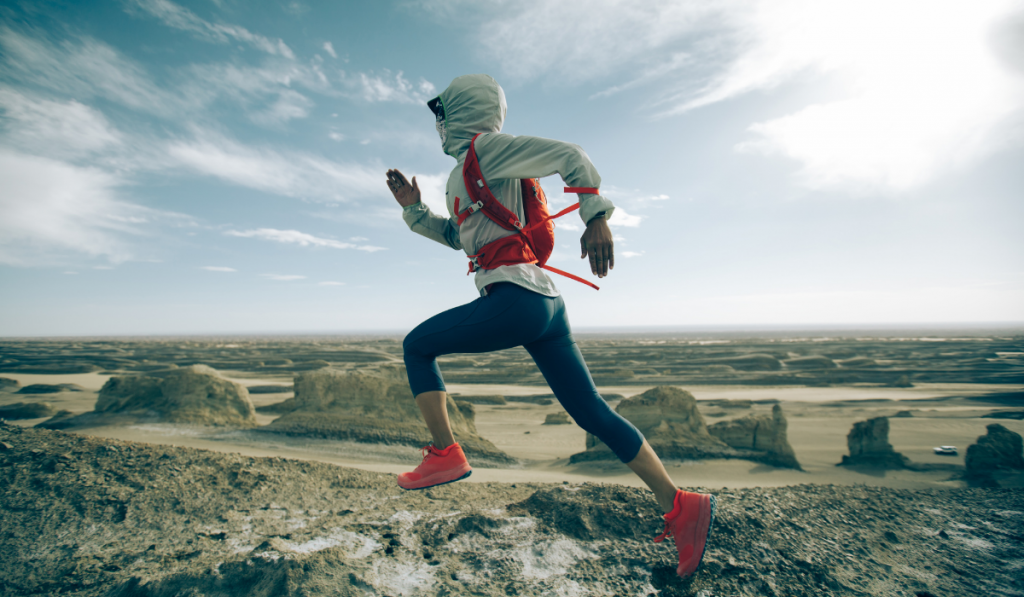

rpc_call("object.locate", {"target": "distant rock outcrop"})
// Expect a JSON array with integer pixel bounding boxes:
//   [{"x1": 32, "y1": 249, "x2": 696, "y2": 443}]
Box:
[
  {"x1": 783, "y1": 356, "x2": 836, "y2": 370},
  {"x1": 965, "y1": 424, "x2": 1024, "y2": 487},
  {"x1": 691, "y1": 354, "x2": 782, "y2": 371},
  {"x1": 544, "y1": 412, "x2": 571, "y2": 425},
  {"x1": 451, "y1": 395, "x2": 506, "y2": 405},
  {"x1": 38, "y1": 365, "x2": 256, "y2": 428},
  {"x1": 838, "y1": 417, "x2": 909, "y2": 468},
  {"x1": 571, "y1": 386, "x2": 740, "y2": 464},
  {"x1": 0, "y1": 402, "x2": 56, "y2": 420},
  {"x1": 17, "y1": 383, "x2": 84, "y2": 394},
  {"x1": 261, "y1": 367, "x2": 511, "y2": 463},
  {"x1": 246, "y1": 385, "x2": 293, "y2": 394},
  {"x1": 0, "y1": 377, "x2": 19, "y2": 391},
  {"x1": 707, "y1": 405, "x2": 802, "y2": 469}
]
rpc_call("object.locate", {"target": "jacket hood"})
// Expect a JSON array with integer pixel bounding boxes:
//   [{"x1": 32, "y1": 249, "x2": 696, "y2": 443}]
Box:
[{"x1": 434, "y1": 74, "x2": 506, "y2": 158}]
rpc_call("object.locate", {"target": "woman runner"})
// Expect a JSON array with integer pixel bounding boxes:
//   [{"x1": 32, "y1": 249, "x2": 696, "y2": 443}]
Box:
[{"x1": 385, "y1": 74, "x2": 715, "y2": 578}]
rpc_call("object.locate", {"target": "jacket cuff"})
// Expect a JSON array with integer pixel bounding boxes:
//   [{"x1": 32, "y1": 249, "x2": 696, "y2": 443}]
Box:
[
  {"x1": 401, "y1": 202, "x2": 428, "y2": 228},
  {"x1": 578, "y1": 193, "x2": 615, "y2": 224}
]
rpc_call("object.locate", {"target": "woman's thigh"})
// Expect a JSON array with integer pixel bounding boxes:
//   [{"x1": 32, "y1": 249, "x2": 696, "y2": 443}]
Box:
[{"x1": 403, "y1": 284, "x2": 555, "y2": 360}]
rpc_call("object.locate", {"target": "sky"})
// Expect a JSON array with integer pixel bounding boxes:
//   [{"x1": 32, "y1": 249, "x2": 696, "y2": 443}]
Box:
[{"x1": 1, "y1": 0, "x2": 1023, "y2": 336}]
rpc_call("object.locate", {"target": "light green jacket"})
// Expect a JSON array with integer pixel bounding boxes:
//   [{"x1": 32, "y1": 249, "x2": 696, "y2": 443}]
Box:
[{"x1": 403, "y1": 74, "x2": 615, "y2": 297}]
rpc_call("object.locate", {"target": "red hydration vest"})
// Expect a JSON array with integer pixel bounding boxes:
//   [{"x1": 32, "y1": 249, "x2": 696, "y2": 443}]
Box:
[{"x1": 454, "y1": 133, "x2": 600, "y2": 290}]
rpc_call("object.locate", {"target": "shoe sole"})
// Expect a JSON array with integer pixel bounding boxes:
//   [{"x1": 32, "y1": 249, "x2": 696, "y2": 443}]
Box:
[
  {"x1": 678, "y1": 493, "x2": 717, "y2": 578},
  {"x1": 398, "y1": 469, "x2": 472, "y2": 491}
]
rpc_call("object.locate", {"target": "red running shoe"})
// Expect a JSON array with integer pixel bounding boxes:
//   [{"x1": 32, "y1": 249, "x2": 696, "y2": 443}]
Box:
[
  {"x1": 397, "y1": 442, "x2": 472, "y2": 490},
  {"x1": 653, "y1": 489, "x2": 717, "y2": 577}
]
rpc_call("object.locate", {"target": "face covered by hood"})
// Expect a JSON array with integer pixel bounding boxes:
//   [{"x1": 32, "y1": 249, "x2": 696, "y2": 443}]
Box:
[{"x1": 428, "y1": 74, "x2": 507, "y2": 159}]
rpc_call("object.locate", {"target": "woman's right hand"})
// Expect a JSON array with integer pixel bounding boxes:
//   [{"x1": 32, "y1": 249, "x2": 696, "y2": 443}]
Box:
[{"x1": 386, "y1": 169, "x2": 421, "y2": 208}]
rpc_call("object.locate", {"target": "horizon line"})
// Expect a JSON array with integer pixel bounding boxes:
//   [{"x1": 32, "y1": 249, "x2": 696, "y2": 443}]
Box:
[{"x1": 2, "y1": 321, "x2": 1023, "y2": 341}]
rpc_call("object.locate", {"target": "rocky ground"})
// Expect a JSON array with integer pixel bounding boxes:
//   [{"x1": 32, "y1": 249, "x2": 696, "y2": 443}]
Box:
[{"x1": 2, "y1": 423, "x2": 1022, "y2": 597}]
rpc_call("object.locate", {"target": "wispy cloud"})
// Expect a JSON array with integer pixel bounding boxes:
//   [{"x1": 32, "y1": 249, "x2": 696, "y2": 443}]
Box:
[
  {"x1": 351, "y1": 70, "x2": 436, "y2": 104},
  {"x1": 322, "y1": 41, "x2": 337, "y2": 58},
  {"x1": 225, "y1": 228, "x2": 386, "y2": 252},
  {"x1": 726, "y1": 0, "x2": 1024, "y2": 191},
  {"x1": 0, "y1": 87, "x2": 122, "y2": 160},
  {"x1": 0, "y1": 150, "x2": 186, "y2": 266},
  {"x1": 0, "y1": 27, "x2": 175, "y2": 114},
  {"x1": 608, "y1": 208, "x2": 642, "y2": 228},
  {"x1": 318, "y1": 281, "x2": 345, "y2": 286},
  {"x1": 433, "y1": 0, "x2": 1024, "y2": 192},
  {"x1": 621, "y1": 251, "x2": 645, "y2": 258},
  {"x1": 201, "y1": 266, "x2": 236, "y2": 272},
  {"x1": 261, "y1": 273, "x2": 305, "y2": 281},
  {"x1": 127, "y1": 0, "x2": 295, "y2": 58},
  {"x1": 167, "y1": 132, "x2": 387, "y2": 202}
]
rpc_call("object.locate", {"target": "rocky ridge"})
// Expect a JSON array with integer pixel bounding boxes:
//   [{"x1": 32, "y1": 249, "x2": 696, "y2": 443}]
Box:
[{"x1": 1, "y1": 423, "x2": 1021, "y2": 597}]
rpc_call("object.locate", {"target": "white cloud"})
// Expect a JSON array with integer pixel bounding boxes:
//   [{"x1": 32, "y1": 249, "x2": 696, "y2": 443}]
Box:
[
  {"x1": 167, "y1": 132, "x2": 386, "y2": 203},
  {"x1": 201, "y1": 266, "x2": 236, "y2": 272},
  {"x1": 225, "y1": 228, "x2": 386, "y2": 252},
  {"x1": 349, "y1": 236, "x2": 368, "y2": 241},
  {"x1": 128, "y1": 0, "x2": 295, "y2": 58},
  {"x1": 728, "y1": 0, "x2": 1024, "y2": 191},
  {"x1": 0, "y1": 87, "x2": 122, "y2": 159},
  {"x1": 0, "y1": 150, "x2": 177, "y2": 266},
  {"x1": 318, "y1": 281, "x2": 345, "y2": 286},
  {"x1": 558, "y1": 221, "x2": 581, "y2": 232},
  {"x1": 323, "y1": 41, "x2": 337, "y2": 58},
  {"x1": 261, "y1": 274, "x2": 305, "y2": 281},
  {"x1": 438, "y1": 0, "x2": 1024, "y2": 192},
  {"x1": 0, "y1": 27, "x2": 173, "y2": 114},
  {"x1": 411, "y1": 173, "x2": 448, "y2": 215},
  {"x1": 608, "y1": 208, "x2": 642, "y2": 228},
  {"x1": 352, "y1": 70, "x2": 437, "y2": 104},
  {"x1": 621, "y1": 251, "x2": 644, "y2": 258},
  {"x1": 328, "y1": 131, "x2": 344, "y2": 141}
]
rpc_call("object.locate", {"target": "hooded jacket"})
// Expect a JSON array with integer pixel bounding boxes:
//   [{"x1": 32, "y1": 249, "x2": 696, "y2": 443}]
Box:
[{"x1": 402, "y1": 74, "x2": 615, "y2": 297}]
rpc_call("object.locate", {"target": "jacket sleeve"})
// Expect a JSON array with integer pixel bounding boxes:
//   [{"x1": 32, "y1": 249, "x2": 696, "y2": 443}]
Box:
[
  {"x1": 474, "y1": 133, "x2": 615, "y2": 225},
  {"x1": 402, "y1": 202, "x2": 462, "y2": 251}
]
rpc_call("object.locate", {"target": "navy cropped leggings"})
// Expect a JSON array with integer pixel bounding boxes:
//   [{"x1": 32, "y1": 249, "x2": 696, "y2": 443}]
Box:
[{"x1": 403, "y1": 283, "x2": 644, "y2": 463}]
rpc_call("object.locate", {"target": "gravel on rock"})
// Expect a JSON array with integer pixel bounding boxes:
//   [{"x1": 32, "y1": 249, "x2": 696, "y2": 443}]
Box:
[{"x1": 1, "y1": 422, "x2": 1021, "y2": 597}]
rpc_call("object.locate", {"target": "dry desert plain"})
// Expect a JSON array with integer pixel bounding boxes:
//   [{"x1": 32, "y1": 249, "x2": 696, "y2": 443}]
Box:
[{"x1": 1, "y1": 330, "x2": 1023, "y2": 596}]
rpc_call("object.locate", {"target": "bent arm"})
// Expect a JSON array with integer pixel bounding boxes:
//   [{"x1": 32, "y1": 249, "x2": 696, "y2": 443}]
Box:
[
  {"x1": 474, "y1": 134, "x2": 615, "y2": 224},
  {"x1": 402, "y1": 202, "x2": 463, "y2": 251}
]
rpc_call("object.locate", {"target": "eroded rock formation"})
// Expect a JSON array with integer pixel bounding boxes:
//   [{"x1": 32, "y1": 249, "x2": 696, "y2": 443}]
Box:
[
  {"x1": 0, "y1": 402, "x2": 56, "y2": 420},
  {"x1": 571, "y1": 386, "x2": 734, "y2": 463},
  {"x1": 262, "y1": 367, "x2": 511, "y2": 463},
  {"x1": 707, "y1": 405, "x2": 802, "y2": 469},
  {"x1": 39, "y1": 365, "x2": 256, "y2": 428},
  {"x1": 965, "y1": 424, "x2": 1024, "y2": 487},
  {"x1": 544, "y1": 412, "x2": 570, "y2": 425},
  {"x1": 839, "y1": 416, "x2": 909, "y2": 468}
]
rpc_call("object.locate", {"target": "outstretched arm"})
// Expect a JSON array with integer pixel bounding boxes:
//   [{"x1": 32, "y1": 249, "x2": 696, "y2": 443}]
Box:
[{"x1": 387, "y1": 169, "x2": 462, "y2": 251}]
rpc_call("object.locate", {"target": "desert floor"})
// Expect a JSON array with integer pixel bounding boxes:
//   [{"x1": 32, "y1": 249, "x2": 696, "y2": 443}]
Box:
[{"x1": 4, "y1": 371, "x2": 1021, "y2": 491}]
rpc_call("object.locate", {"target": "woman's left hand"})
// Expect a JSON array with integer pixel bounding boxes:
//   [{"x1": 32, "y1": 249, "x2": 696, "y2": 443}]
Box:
[
  {"x1": 580, "y1": 217, "x2": 614, "y2": 278},
  {"x1": 386, "y1": 169, "x2": 421, "y2": 207}
]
